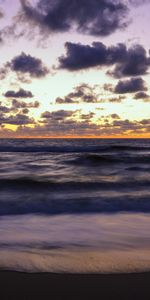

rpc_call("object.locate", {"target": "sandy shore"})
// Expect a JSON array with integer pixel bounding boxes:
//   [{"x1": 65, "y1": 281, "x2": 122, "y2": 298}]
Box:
[{"x1": 0, "y1": 271, "x2": 150, "y2": 300}]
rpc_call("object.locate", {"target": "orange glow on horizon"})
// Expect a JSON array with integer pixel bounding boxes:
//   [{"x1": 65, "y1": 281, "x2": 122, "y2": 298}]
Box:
[{"x1": 1, "y1": 134, "x2": 150, "y2": 139}]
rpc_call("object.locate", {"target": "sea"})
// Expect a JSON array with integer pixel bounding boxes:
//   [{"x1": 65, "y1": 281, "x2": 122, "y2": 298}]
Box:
[{"x1": 0, "y1": 138, "x2": 150, "y2": 273}]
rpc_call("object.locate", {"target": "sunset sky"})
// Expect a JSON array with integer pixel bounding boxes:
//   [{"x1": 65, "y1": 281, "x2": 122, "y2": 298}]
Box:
[{"x1": 0, "y1": 0, "x2": 150, "y2": 137}]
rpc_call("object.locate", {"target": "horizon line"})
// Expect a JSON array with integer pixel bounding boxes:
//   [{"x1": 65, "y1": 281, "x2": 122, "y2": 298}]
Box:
[{"x1": 0, "y1": 136, "x2": 150, "y2": 139}]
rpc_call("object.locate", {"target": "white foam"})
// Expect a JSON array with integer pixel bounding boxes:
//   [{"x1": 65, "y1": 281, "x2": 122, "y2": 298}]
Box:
[{"x1": 0, "y1": 213, "x2": 150, "y2": 273}]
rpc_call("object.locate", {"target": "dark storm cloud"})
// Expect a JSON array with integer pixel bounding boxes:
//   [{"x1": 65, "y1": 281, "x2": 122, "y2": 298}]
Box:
[
  {"x1": 8, "y1": 52, "x2": 49, "y2": 78},
  {"x1": 114, "y1": 78, "x2": 147, "y2": 94},
  {"x1": 134, "y1": 92, "x2": 150, "y2": 100},
  {"x1": 4, "y1": 88, "x2": 33, "y2": 98},
  {"x1": 58, "y1": 42, "x2": 150, "y2": 77},
  {"x1": 20, "y1": 0, "x2": 128, "y2": 37}
]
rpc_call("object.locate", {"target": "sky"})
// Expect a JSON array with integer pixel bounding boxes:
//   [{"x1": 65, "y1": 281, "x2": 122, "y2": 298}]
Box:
[{"x1": 0, "y1": 0, "x2": 150, "y2": 138}]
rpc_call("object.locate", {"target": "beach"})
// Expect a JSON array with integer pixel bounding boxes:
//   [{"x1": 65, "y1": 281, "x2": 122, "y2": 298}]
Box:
[{"x1": 1, "y1": 271, "x2": 150, "y2": 300}]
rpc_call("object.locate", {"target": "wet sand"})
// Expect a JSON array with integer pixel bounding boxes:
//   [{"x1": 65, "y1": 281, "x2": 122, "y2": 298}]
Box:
[{"x1": 0, "y1": 271, "x2": 150, "y2": 300}]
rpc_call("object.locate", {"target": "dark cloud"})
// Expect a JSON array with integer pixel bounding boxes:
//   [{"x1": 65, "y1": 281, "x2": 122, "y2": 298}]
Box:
[
  {"x1": 111, "y1": 114, "x2": 120, "y2": 119},
  {"x1": 56, "y1": 84, "x2": 97, "y2": 104},
  {"x1": 111, "y1": 118, "x2": 150, "y2": 134},
  {"x1": 13, "y1": 115, "x2": 150, "y2": 137},
  {"x1": 80, "y1": 112, "x2": 95, "y2": 120},
  {"x1": 38, "y1": 108, "x2": 98, "y2": 136},
  {"x1": 0, "y1": 99, "x2": 39, "y2": 121},
  {"x1": 0, "y1": 102, "x2": 10, "y2": 113},
  {"x1": 41, "y1": 110, "x2": 75, "y2": 120},
  {"x1": 22, "y1": 108, "x2": 29, "y2": 114},
  {"x1": 12, "y1": 99, "x2": 40, "y2": 109},
  {"x1": 4, "y1": 88, "x2": 33, "y2": 98},
  {"x1": 110, "y1": 45, "x2": 150, "y2": 78},
  {"x1": 1, "y1": 107, "x2": 150, "y2": 137},
  {"x1": 0, "y1": 66, "x2": 9, "y2": 80},
  {"x1": 113, "y1": 119, "x2": 138, "y2": 128},
  {"x1": 20, "y1": 0, "x2": 128, "y2": 37},
  {"x1": 58, "y1": 42, "x2": 125, "y2": 71},
  {"x1": 58, "y1": 42, "x2": 150, "y2": 77},
  {"x1": 140, "y1": 119, "x2": 150, "y2": 125},
  {"x1": 7, "y1": 52, "x2": 49, "y2": 78},
  {"x1": 55, "y1": 97, "x2": 75, "y2": 104},
  {"x1": 0, "y1": 113, "x2": 35, "y2": 125},
  {"x1": 107, "y1": 96, "x2": 125, "y2": 103},
  {"x1": 104, "y1": 83, "x2": 114, "y2": 92},
  {"x1": 134, "y1": 92, "x2": 150, "y2": 100},
  {"x1": 0, "y1": 10, "x2": 3, "y2": 19},
  {"x1": 114, "y1": 77, "x2": 147, "y2": 94}
]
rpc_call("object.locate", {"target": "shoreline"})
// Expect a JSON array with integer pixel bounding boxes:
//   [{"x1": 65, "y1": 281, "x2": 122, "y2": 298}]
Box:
[{"x1": 0, "y1": 271, "x2": 150, "y2": 300}]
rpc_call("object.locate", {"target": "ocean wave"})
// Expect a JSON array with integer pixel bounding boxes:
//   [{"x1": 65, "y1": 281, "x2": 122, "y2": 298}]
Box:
[
  {"x1": 0, "y1": 176, "x2": 150, "y2": 189},
  {"x1": 65, "y1": 153, "x2": 150, "y2": 167},
  {"x1": 0, "y1": 144, "x2": 150, "y2": 153},
  {"x1": 0, "y1": 188, "x2": 150, "y2": 215}
]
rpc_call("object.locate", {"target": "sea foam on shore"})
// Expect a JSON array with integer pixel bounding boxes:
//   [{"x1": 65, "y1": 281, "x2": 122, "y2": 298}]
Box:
[{"x1": 0, "y1": 213, "x2": 150, "y2": 273}]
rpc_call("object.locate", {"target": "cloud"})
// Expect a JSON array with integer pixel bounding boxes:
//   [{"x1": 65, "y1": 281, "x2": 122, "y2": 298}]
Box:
[
  {"x1": 58, "y1": 42, "x2": 150, "y2": 77},
  {"x1": 0, "y1": 99, "x2": 39, "y2": 124},
  {"x1": 104, "y1": 83, "x2": 114, "y2": 92},
  {"x1": 41, "y1": 110, "x2": 75, "y2": 120},
  {"x1": 22, "y1": 108, "x2": 29, "y2": 114},
  {"x1": 7, "y1": 52, "x2": 49, "y2": 79},
  {"x1": 0, "y1": 113, "x2": 35, "y2": 125},
  {"x1": 110, "y1": 45, "x2": 150, "y2": 78},
  {"x1": 134, "y1": 92, "x2": 150, "y2": 100},
  {"x1": 0, "y1": 66, "x2": 9, "y2": 80},
  {"x1": 12, "y1": 99, "x2": 40, "y2": 109},
  {"x1": 55, "y1": 97, "x2": 75, "y2": 104},
  {"x1": 56, "y1": 84, "x2": 98, "y2": 104},
  {"x1": 0, "y1": 102, "x2": 10, "y2": 113},
  {"x1": 80, "y1": 112, "x2": 95, "y2": 120},
  {"x1": 108, "y1": 96, "x2": 126, "y2": 102},
  {"x1": 19, "y1": 0, "x2": 128, "y2": 37},
  {"x1": 114, "y1": 77, "x2": 147, "y2": 94},
  {"x1": 1, "y1": 107, "x2": 150, "y2": 137},
  {"x1": 6, "y1": 114, "x2": 150, "y2": 137},
  {"x1": 129, "y1": 0, "x2": 150, "y2": 6},
  {"x1": 4, "y1": 88, "x2": 33, "y2": 98},
  {"x1": 112, "y1": 118, "x2": 150, "y2": 134},
  {"x1": 37, "y1": 109, "x2": 98, "y2": 136},
  {"x1": 111, "y1": 114, "x2": 120, "y2": 119},
  {"x1": 58, "y1": 42, "x2": 125, "y2": 71}
]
